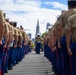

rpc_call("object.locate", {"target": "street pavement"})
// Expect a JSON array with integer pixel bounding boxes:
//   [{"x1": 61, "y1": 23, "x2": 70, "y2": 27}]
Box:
[{"x1": 5, "y1": 51, "x2": 55, "y2": 75}]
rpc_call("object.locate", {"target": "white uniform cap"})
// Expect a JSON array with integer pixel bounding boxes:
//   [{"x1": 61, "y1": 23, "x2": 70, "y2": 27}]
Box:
[{"x1": 37, "y1": 33, "x2": 40, "y2": 36}]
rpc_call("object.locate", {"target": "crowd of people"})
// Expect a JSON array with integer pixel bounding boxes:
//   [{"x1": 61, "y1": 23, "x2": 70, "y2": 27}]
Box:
[
  {"x1": 0, "y1": 10, "x2": 32, "y2": 75},
  {"x1": 1, "y1": 0, "x2": 76, "y2": 75},
  {"x1": 43, "y1": 0, "x2": 76, "y2": 75}
]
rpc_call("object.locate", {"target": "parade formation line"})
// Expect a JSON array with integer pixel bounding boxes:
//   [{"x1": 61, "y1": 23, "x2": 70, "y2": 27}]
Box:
[{"x1": 5, "y1": 51, "x2": 55, "y2": 75}]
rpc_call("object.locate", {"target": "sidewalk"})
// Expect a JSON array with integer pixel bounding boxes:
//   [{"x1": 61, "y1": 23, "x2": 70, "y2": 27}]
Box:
[{"x1": 5, "y1": 51, "x2": 55, "y2": 75}]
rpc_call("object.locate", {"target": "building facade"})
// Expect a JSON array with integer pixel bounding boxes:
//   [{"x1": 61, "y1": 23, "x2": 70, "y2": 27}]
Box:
[{"x1": 35, "y1": 19, "x2": 40, "y2": 37}]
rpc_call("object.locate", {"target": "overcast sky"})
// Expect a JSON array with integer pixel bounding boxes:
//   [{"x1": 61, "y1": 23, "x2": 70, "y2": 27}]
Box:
[{"x1": 0, "y1": 0, "x2": 68, "y2": 38}]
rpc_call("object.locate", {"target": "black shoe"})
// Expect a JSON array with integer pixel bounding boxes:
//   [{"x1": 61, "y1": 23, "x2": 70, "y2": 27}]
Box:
[
  {"x1": 8, "y1": 67, "x2": 13, "y2": 70},
  {"x1": 4, "y1": 70, "x2": 8, "y2": 73}
]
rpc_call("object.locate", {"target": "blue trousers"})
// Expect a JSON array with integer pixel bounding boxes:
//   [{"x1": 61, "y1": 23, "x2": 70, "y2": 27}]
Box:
[
  {"x1": 35, "y1": 42, "x2": 41, "y2": 54},
  {"x1": 46, "y1": 45, "x2": 51, "y2": 61},
  {"x1": 61, "y1": 36, "x2": 70, "y2": 75},
  {"x1": 45, "y1": 44, "x2": 49, "y2": 58},
  {"x1": 23, "y1": 46, "x2": 26, "y2": 56},
  {"x1": 21, "y1": 46, "x2": 24, "y2": 59},
  {"x1": 0, "y1": 50, "x2": 3, "y2": 75},
  {"x1": 50, "y1": 50, "x2": 57, "y2": 74},
  {"x1": 48, "y1": 46, "x2": 52, "y2": 62},
  {"x1": 8, "y1": 47, "x2": 13, "y2": 69},
  {"x1": 44, "y1": 44, "x2": 47, "y2": 57},
  {"x1": 19, "y1": 47, "x2": 22, "y2": 61},
  {"x1": 2, "y1": 48, "x2": 7, "y2": 75},
  {"x1": 17, "y1": 47, "x2": 21, "y2": 62},
  {"x1": 4, "y1": 48, "x2": 10, "y2": 72},
  {"x1": 11, "y1": 47, "x2": 15, "y2": 66},
  {"x1": 57, "y1": 48, "x2": 63, "y2": 75},
  {"x1": 13, "y1": 48, "x2": 17, "y2": 65},
  {"x1": 70, "y1": 42, "x2": 76, "y2": 75},
  {"x1": 0, "y1": 45, "x2": 3, "y2": 75},
  {"x1": 16, "y1": 47, "x2": 19, "y2": 63},
  {"x1": 24, "y1": 46, "x2": 27, "y2": 54}
]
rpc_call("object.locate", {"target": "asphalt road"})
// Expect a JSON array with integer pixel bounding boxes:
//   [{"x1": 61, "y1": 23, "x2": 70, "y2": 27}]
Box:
[{"x1": 5, "y1": 51, "x2": 55, "y2": 75}]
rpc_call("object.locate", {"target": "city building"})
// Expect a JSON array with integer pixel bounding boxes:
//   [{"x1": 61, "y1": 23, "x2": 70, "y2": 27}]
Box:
[
  {"x1": 27, "y1": 33, "x2": 32, "y2": 39},
  {"x1": 35, "y1": 19, "x2": 40, "y2": 37},
  {"x1": 46, "y1": 23, "x2": 52, "y2": 30}
]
